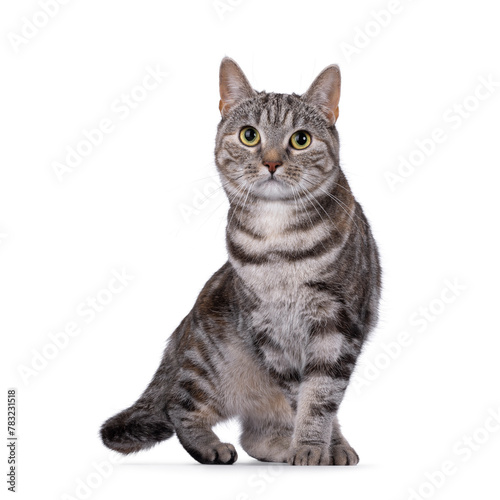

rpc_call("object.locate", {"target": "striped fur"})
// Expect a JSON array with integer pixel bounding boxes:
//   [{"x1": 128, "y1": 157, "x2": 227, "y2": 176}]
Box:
[{"x1": 100, "y1": 58, "x2": 381, "y2": 466}]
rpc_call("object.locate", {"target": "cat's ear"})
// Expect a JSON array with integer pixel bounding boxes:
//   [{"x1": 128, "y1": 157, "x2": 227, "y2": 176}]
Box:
[
  {"x1": 303, "y1": 65, "x2": 341, "y2": 125},
  {"x1": 219, "y1": 57, "x2": 255, "y2": 118}
]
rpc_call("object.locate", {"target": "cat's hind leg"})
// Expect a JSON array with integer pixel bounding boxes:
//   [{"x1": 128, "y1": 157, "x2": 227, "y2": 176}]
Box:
[
  {"x1": 169, "y1": 364, "x2": 238, "y2": 465},
  {"x1": 170, "y1": 400, "x2": 238, "y2": 464},
  {"x1": 174, "y1": 416, "x2": 238, "y2": 465},
  {"x1": 240, "y1": 416, "x2": 294, "y2": 463}
]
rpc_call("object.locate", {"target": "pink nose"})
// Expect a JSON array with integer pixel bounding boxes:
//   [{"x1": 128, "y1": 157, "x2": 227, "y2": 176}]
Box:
[{"x1": 263, "y1": 161, "x2": 282, "y2": 174}]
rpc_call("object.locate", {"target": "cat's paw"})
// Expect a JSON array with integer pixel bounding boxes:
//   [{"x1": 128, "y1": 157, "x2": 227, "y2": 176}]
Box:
[
  {"x1": 195, "y1": 442, "x2": 238, "y2": 465},
  {"x1": 287, "y1": 445, "x2": 331, "y2": 466},
  {"x1": 330, "y1": 443, "x2": 359, "y2": 466}
]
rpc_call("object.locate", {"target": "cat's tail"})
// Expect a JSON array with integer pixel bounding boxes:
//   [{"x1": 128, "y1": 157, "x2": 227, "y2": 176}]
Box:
[
  {"x1": 100, "y1": 404, "x2": 174, "y2": 455},
  {"x1": 100, "y1": 361, "x2": 175, "y2": 454}
]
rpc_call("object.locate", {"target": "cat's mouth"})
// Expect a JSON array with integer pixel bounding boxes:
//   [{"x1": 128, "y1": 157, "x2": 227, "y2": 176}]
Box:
[
  {"x1": 261, "y1": 174, "x2": 283, "y2": 184},
  {"x1": 256, "y1": 176, "x2": 284, "y2": 188},
  {"x1": 251, "y1": 175, "x2": 292, "y2": 200}
]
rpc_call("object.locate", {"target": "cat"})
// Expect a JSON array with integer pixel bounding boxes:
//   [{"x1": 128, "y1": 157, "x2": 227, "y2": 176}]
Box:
[{"x1": 100, "y1": 57, "x2": 381, "y2": 466}]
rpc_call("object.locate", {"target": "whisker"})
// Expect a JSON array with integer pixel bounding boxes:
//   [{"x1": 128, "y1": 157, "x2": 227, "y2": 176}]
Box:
[
  {"x1": 301, "y1": 177, "x2": 363, "y2": 231},
  {"x1": 239, "y1": 180, "x2": 255, "y2": 220},
  {"x1": 302, "y1": 186, "x2": 342, "y2": 235},
  {"x1": 292, "y1": 186, "x2": 328, "y2": 253},
  {"x1": 304, "y1": 171, "x2": 355, "y2": 197},
  {"x1": 200, "y1": 179, "x2": 246, "y2": 232},
  {"x1": 315, "y1": 185, "x2": 364, "y2": 231},
  {"x1": 226, "y1": 181, "x2": 249, "y2": 229},
  {"x1": 201, "y1": 174, "x2": 246, "y2": 202},
  {"x1": 292, "y1": 186, "x2": 314, "y2": 232},
  {"x1": 212, "y1": 177, "x2": 251, "y2": 237}
]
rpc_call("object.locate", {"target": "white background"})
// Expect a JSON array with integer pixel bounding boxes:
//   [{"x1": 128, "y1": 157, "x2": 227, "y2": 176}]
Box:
[{"x1": 1, "y1": 0, "x2": 500, "y2": 499}]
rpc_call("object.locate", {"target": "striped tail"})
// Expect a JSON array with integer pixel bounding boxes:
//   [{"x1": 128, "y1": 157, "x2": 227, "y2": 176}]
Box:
[{"x1": 100, "y1": 357, "x2": 175, "y2": 454}]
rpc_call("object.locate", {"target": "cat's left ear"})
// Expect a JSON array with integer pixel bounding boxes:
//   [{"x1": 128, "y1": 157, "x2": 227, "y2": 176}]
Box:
[
  {"x1": 303, "y1": 65, "x2": 341, "y2": 125},
  {"x1": 219, "y1": 57, "x2": 255, "y2": 118}
]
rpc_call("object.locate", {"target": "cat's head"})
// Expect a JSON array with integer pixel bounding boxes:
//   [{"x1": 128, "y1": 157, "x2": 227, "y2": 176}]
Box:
[{"x1": 215, "y1": 57, "x2": 341, "y2": 203}]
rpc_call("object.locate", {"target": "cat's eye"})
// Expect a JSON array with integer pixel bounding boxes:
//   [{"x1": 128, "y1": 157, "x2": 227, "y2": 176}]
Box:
[
  {"x1": 240, "y1": 127, "x2": 261, "y2": 147},
  {"x1": 290, "y1": 131, "x2": 312, "y2": 150}
]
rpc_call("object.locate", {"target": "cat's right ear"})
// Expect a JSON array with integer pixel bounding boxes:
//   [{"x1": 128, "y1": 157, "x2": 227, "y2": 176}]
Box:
[{"x1": 219, "y1": 57, "x2": 255, "y2": 118}]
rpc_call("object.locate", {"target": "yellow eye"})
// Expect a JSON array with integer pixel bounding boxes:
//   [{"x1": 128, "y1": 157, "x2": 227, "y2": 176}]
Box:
[
  {"x1": 240, "y1": 127, "x2": 260, "y2": 147},
  {"x1": 290, "y1": 130, "x2": 312, "y2": 150}
]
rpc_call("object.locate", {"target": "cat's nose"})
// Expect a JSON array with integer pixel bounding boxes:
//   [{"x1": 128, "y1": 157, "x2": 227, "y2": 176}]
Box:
[{"x1": 263, "y1": 161, "x2": 282, "y2": 174}]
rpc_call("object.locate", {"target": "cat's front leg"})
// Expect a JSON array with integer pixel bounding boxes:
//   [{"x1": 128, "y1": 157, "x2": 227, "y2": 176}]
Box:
[
  {"x1": 330, "y1": 415, "x2": 359, "y2": 466},
  {"x1": 288, "y1": 328, "x2": 356, "y2": 466},
  {"x1": 288, "y1": 376, "x2": 344, "y2": 465}
]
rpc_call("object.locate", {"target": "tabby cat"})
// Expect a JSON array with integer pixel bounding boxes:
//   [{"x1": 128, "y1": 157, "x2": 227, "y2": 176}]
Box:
[{"x1": 100, "y1": 57, "x2": 381, "y2": 466}]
